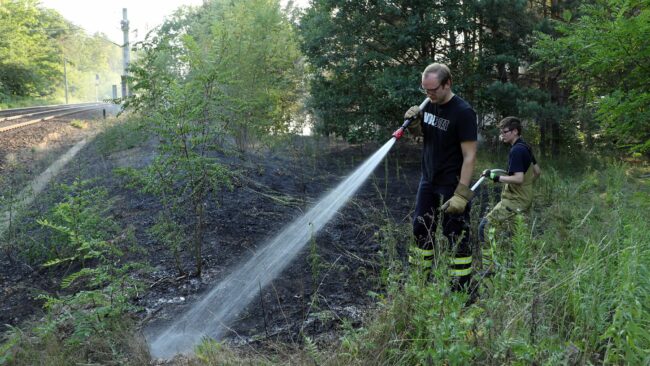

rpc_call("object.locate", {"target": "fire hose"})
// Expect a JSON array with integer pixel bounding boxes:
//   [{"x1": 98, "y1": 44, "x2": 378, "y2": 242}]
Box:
[
  {"x1": 391, "y1": 97, "x2": 431, "y2": 140},
  {"x1": 471, "y1": 169, "x2": 507, "y2": 191}
]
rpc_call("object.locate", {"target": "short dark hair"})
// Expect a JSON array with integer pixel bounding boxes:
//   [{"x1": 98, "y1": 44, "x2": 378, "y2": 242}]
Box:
[{"x1": 498, "y1": 116, "x2": 522, "y2": 135}]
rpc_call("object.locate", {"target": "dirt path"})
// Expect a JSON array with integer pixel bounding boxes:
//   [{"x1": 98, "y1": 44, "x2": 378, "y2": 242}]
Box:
[{"x1": 0, "y1": 135, "x2": 96, "y2": 236}]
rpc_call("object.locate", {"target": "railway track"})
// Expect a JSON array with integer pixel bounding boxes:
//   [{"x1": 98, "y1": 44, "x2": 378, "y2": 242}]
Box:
[{"x1": 0, "y1": 103, "x2": 111, "y2": 133}]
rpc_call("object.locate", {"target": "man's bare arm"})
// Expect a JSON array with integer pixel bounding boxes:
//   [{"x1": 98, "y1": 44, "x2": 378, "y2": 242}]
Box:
[{"x1": 459, "y1": 140, "x2": 477, "y2": 186}]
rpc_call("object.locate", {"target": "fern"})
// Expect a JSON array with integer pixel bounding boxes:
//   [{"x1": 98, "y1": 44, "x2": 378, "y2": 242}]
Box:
[
  {"x1": 0, "y1": 326, "x2": 22, "y2": 364},
  {"x1": 43, "y1": 256, "x2": 76, "y2": 268},
  {"x1": 61, "y1": 268, "x2": 98, "y2": 289},
  {"x1": 303, "y1": 335, "x2": 320, "y2": 365},
  {"x1": 36, "y1": 218, "x2": 73, "y2": 236},
  {"x1": 35, "y1": 293, "x2": 63, "y2": 311},
  {"x1": 17, "y1": 180, "x2": 147, "y2": 351}
]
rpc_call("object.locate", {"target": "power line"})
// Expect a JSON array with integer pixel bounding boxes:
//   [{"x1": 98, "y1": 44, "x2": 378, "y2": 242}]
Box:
[{"x1": 29, "y1": 24, "x2": 123, "y2": 47}]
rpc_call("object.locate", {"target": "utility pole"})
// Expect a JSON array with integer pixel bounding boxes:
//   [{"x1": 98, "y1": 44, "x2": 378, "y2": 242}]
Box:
[
  {"x1": 120, "y1": 8, "x2": 130, "y2": 98},
  {"x1": 63, "y1": 58, "x2": 69, "y2": 104}
]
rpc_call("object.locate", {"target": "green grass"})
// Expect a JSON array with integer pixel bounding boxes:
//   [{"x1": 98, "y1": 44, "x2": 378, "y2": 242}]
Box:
[
  {"x1": 1, "y1": 317, "x2": 150, "y2": 366},
  {"x1": 322, "y1": 152, "x2": 650, "y2": 365},
  {"x1": 0, "y1": 96, "x2": 62, "y2": 110},
  {"x1": 94, "y1": 116, "x2": 149, "y2": 157}
]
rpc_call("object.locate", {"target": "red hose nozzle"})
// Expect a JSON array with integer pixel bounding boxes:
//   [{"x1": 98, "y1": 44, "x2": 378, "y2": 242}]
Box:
[{"x1": 392, "y1": 97, "x2": 431, "y2": 141}]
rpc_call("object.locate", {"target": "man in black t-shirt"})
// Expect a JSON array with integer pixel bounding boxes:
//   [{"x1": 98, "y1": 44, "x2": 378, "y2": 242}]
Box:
[{"x1": 403, "y1": 63, "x2": 478, "y2": 290}]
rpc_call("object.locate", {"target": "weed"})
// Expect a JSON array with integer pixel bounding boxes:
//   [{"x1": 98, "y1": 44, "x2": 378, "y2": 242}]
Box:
[
  {"x1": 69, "y1": 119, "x2": 88, "y2": 129},
  {"x1": 327, "y1": 153, "x2": 650, "y2": 365},
  {"x1": 308, "y1": 224, "x2": 322, "y2": 289},
  {"x1": 0, "y1": 180, "x2": 148, "y2": 365},
  {"x1": 95, "y1": 116, "x2": 148, "y2": 157}
]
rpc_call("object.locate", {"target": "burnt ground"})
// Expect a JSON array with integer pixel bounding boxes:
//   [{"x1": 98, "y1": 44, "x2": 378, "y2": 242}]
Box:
[
  {"x1": 0, "y1": 117, "x2": 496, "y2": 358},
  {"x1": 137, "y1": 139, "x2": 426, "y2": 349},
  {"x1": 0, "y1": 108, "x2": 119, "y2": 325}
]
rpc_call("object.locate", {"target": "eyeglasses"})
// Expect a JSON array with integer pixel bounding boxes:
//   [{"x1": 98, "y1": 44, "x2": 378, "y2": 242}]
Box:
[
  {"x1": 419, "y1": 84, "x2": 443, "y2": 95},
  {"x1": 500, "y1": 129, "x2": 512, "y2": 135}
]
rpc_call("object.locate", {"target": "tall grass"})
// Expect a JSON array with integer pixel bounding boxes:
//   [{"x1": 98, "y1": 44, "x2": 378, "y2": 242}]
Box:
[{"x1": 324, "y1": 153, "x2": 650, "y2": 365}]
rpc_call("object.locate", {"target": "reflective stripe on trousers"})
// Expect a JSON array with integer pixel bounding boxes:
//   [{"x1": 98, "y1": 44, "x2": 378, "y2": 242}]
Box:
[{"x1": 449, "y1": 255, "x2": 472, "y2": 277}]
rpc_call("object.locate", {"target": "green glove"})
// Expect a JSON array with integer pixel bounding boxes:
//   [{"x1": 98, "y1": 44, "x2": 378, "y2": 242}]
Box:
[
  {"x1": 441, "y1": 183, "x2": 474, "y2": 214},
  {"x1": 481, "y1": 169, "x2": 500, "y2": 183}
]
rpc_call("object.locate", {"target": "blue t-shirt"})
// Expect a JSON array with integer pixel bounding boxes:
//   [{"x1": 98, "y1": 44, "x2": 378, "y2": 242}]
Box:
[{"x1": 508, "y1": 138, "x2": 537, "y2": 174}]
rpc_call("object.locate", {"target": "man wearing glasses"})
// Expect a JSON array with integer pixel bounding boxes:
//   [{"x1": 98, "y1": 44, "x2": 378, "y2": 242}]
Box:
[
  {"x1": 479, "y1": 116, "x2": 541, "y2": 274},
  {"x1": 402, "y1": 63, "x2": 477, "y2": 291}
]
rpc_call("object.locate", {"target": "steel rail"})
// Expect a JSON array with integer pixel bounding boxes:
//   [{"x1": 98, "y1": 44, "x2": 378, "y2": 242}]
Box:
[
  {"x1": 0, "y1": 102, "x2": 100, "y2": 117},
  {"x1": 0, "y1": 105, "x2": 106, "y2": 133},
  {"x1": 0, "y1": 104, "x2": 103, "y2": 123}
]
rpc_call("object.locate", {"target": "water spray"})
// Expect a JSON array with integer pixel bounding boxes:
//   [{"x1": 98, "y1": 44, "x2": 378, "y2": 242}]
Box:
[{"x1": 147, "y1": 97, "x2": 431, "y2": 359}]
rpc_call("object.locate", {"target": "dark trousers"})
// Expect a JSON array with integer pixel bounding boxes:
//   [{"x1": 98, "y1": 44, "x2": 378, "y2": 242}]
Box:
[
  {"x1": 478, "y1": 217, "x2": 493, "y2": 269},
  {"x1": 412, "y1": 177, "x2": 472, "y2": 289},
  {"x1": 478, "y1": 217, "x2": 488, "y2": 244}
]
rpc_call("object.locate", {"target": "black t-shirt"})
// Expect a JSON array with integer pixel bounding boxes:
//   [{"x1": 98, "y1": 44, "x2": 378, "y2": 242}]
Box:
[
  {"x1": 421, "y1": 95, "x2": 477, "y2": 186},
  {"x1": 508, "y1": 138, "x2": 537, "y2": 174}
]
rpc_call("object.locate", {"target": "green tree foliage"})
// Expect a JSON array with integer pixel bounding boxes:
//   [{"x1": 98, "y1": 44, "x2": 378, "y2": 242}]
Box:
[
  {"x1": 0, "y1": 0, "x2": 122, "y2": 105},
  {"x1": 130, "y1": 0, "x2": 303, "y2": 150},
  {"x1": 299, "y1": 0, "x2": 554, "y2": 143},
  {"x1": 533, "y1": 0, "x2": 650, "y2": 155},
  {"x1": 189, "y1": 0, "x2": 305, "y2": 148},
  {"x1": 59, "y1": 31, "x2": 123, "y2": 102},
  {"x1": 125, "y1": 0, "x2": 302, "y2": 276},
  {"x1": 0, "y1": 0, "x2": 65, "y2": 98}
]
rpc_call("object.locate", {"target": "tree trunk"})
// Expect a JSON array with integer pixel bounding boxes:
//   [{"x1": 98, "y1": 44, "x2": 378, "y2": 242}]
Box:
[
  {"x1": 551, "y1": 119, "x2": 561, "y2": 156},
  {"x1": 580, "y1": 84, "x2": 594, "y2": 147},
  {"x1": 497, "y1": 63, "x2": 507, "y2": 83},
  {"x1": 539, "y1": 118, "x2": 548, "y2": 157},
  {"x1": 193, "y1": 200, "x2": 205, "y2": 277}
]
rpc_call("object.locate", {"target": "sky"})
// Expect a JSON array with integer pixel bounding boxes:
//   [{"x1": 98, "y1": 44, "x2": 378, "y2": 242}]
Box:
[
  {"x1": 39, "y1": 0, "x2": 203, "y2": 44},
  {"x1": 39, "y1": 0, "x2": 308, "y2": 45}
]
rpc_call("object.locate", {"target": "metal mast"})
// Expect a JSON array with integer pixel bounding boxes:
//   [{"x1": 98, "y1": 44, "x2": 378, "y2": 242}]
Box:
[{"x1": 120, "y1": 8, "x2": 130, "y2": 98}]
